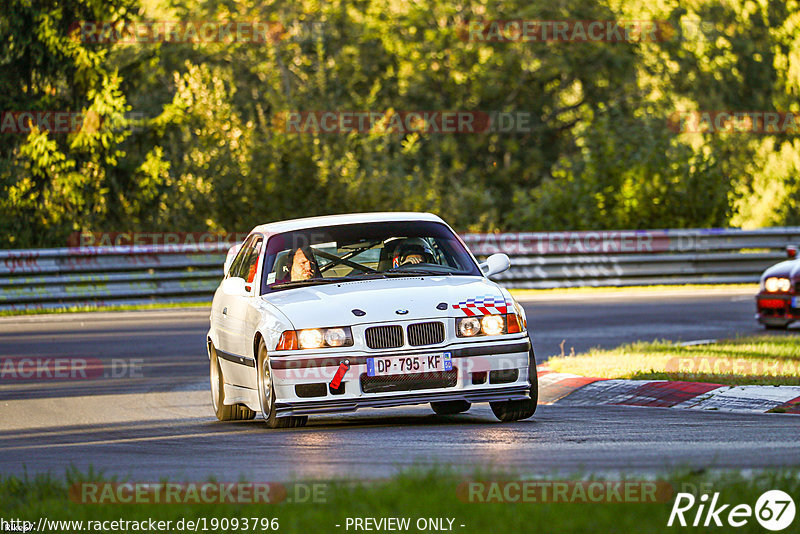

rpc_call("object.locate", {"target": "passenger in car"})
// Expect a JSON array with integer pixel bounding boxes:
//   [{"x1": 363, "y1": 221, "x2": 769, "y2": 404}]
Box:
[{"x1": 392, "y1": 240, "x2": 436, "y2": 268}]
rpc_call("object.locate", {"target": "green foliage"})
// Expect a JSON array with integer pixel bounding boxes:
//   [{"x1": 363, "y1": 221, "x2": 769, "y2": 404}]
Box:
[
  {"x1": 2, "y1": 0, "x2": 799, "y2": 247},
  {"x1": 0, "y1": 0, "x2": 137, "y2": 246}
]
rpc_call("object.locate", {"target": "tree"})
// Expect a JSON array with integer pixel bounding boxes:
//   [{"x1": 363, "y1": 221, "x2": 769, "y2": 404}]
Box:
[{"x1": 0, "y1": 0, "x2": 138, "y2": 247}]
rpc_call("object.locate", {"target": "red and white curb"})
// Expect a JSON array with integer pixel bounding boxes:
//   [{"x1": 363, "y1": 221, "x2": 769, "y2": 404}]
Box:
[{"x1": 537, "y1": 367, "x2": 800, "y2": 414}]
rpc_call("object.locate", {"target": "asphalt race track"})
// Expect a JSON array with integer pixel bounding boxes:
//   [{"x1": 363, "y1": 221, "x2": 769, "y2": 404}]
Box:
[
  {"x1": 1, "y1": 288, "x2": 799, "y2": 481},
  {"x1": 525, "y1": 287, "x2": 773, "y2": 358}
]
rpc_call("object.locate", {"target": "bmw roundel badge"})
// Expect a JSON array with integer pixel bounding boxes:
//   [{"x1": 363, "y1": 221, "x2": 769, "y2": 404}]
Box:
[{"x1": 395, "y1": 309, "x2": 409, "y2": 315}]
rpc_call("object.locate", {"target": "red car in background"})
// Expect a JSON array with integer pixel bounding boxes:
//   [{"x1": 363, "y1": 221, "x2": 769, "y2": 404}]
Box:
[{"x1": 756, "y1": 245, "x2": 799, "y2": 329}]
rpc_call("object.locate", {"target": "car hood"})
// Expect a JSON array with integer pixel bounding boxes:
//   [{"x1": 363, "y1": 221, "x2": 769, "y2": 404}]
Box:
[
  {"x1": 761, "y1": 259, "x2": 800, "y2": 282},
  {"x1": 262, "y1": 276, "x2": 510, "y2": 328}
]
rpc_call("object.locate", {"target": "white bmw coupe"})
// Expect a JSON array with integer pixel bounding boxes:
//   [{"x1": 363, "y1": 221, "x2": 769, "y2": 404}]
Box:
[{"x1": 207, "y1": 212, "x2": 537, "y2": 428}]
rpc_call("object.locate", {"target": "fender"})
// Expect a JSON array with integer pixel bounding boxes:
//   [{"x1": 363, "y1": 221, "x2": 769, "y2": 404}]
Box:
[
  {"x1": 252, "y1": 298, "x2": 296, "y2": 357},
  {"x1": 207, "y1": 327, "x2": 221, "y2": 358}
]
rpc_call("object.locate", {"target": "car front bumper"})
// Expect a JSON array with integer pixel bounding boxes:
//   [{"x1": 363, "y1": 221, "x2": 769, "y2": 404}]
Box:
[
  {"x1": 273, "y1": 384, "x2": 532, "y2": 416},
  {"x1": 755, "y1": 292, "x2": 799, "y2": 324},
  {"x1": 269, "y1": 337, "x2": 533, "y2": 417}
]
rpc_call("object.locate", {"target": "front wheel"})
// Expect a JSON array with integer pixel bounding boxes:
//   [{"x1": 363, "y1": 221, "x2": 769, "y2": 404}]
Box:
[
  {"x1": 210, "y1": 343, "x2": 255, "y2": 421},
  {"x1": 257, "y1": 340, "x2": 307, "y2": 429},
  {"x1": 490, "y1": 348, "x2": 538, "y2": 422}
]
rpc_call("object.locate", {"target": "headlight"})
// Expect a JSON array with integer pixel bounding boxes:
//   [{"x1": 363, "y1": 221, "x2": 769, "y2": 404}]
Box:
[
  {"x1": 324, "y1": 328, "x2": 347, "y2": 347},
  {"x1": 481, "y1": 315, "x2": 505, "y2": 336},
  {"x1": 457, "y1": 314, "x2": 523, "y2": 337},
  {"x1": 298, "y1": 329, "x2": 324, "y2": 349},
  {"x1": 277, "y1": 327, "x2": 354, "y2": 350},
  {"x1": 458, "y1": 317, "x2": 481, "y2": 337},
  {"x1": 765, "y1": 277, "x2": 791, "y2": 292}
]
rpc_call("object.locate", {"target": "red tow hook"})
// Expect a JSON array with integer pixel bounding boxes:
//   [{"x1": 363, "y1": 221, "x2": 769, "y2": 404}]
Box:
[{"x1": 329, "y1": 359, "x2": 350, "y2": 391}]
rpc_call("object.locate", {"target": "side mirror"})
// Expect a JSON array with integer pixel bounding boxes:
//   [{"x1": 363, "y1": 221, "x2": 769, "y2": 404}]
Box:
[
  {"x1": 223, "y1": 244, "x2": 243, "y2": 275},
  {"x1": 788, "y1": 246, "x2": 798, "y2": 259},
  {"x1": 480, "y1": 253, "x2": 511, "y2": 277},
  {"x1": 221, "y1": 276, "x2": 248, "y2": 296}
]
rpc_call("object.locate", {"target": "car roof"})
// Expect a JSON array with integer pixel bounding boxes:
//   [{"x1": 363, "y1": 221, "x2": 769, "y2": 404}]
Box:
[{"x1": 248, "y1": 212, "x2": 446, "y2": 238}]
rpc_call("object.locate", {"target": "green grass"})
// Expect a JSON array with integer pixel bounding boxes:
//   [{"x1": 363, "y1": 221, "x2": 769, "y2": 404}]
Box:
[
  {"x1": 1, "y1": 468, "x2": 799, "y2": 533},
  {"x1": 547, "y1": 335, "x2": 800, "y2": 386},
  {"x1": 0, "y1": 301, "x2": 211, "y2": 317}
]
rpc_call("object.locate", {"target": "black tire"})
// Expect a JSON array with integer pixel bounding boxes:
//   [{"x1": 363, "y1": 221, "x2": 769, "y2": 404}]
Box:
[
  {"x1": 210, "y1": 343, "x2": 256, "y2": 421},
  {"x1": 490, "y1": 348, "x2": 538, "y2": 422},
  {"x1": 257, "y1": 340, "x2": 307, "y2": 429},
  {"x1": 431, "y1": 400, "x2": 471, "y2": 415}
]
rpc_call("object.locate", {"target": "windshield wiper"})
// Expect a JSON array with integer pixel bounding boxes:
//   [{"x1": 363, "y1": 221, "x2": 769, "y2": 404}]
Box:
[
  {"x1": 383, "y1": 268, "x2": 452, "y2": 277},
  {"x1": 270, "y1": 277, "x2": 350, "y2": 289},
  {"x1": 342, "y1": 272, "x2": 387, "y2": 280}
]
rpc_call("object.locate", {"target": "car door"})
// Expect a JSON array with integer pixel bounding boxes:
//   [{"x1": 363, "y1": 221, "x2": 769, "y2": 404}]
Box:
[
  {"x1": 214, "y1": 235, "x2": 253, "y2": 355},
  {"x1": 218, "y1": 235, "x2": 263, "y2": 389}
]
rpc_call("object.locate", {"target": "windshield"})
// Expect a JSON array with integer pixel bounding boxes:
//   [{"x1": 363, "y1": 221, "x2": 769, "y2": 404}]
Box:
[{"x1": 260, "y1": 221, "x2": 481, "y2": 292}]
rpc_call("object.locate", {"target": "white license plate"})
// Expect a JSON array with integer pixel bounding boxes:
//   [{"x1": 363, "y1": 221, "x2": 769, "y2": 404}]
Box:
[{"x1": 366, "y1": 352, "x2": 452, "y2": 377}]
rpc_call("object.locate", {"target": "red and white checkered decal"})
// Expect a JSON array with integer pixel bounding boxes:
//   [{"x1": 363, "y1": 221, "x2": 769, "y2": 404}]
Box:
[{"x1": 452, "y1": 294, "x2": 511, "y2": 316}]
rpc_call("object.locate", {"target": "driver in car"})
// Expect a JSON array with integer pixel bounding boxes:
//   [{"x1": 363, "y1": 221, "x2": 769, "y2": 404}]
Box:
[
  {"x1": 290, "y1": 247, "x2": 316, "y2": 281},
  {"x1": 274, "y1": 246, "x2": 319, "y2": 283},
  {"x1": 392, "y1": 239, "x2": 435, "y2": 268}
]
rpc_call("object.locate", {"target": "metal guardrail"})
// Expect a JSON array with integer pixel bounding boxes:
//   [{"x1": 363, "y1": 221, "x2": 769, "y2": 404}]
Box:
[
  {"x1": 0, "y1": 244, "x2": 228, "y2": 311},
  {"x1": 462, "y1": 228, "x2": 800, "y2": 289},
  {"x1": 1, "y1": 228, "x2": 798, "y2": 310}
]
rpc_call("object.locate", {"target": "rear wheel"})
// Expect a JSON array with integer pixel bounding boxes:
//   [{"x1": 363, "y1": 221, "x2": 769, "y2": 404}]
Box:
[
  {"x1": 210, "y1": 343, "x2": 255, "y2": 421},
  {"x1": 431, "y1": 400, "x2": 471, "y2": 415},
  {"x1": 257, "y1": 340, "x2": 307, "y2": 429},
  {"x1": 490, "y1": 348, "x2": 538, "y2": 422}
]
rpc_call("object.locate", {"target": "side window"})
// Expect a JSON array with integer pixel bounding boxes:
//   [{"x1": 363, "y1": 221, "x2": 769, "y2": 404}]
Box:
[
  {"x1": 231, "y1": 237, "x2": 263, "y2": 289},
  {"x1": 227, "y1": 236, "x2": 256, "y2": 280},
  {"x1": 244, "y1": 237, "x2": 263, "y2": 284}
]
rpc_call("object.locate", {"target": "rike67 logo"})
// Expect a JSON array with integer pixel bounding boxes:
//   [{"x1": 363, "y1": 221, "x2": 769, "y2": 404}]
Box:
[{"x1": 668, "y1": 490, "x2": 796, "y2": 531}]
